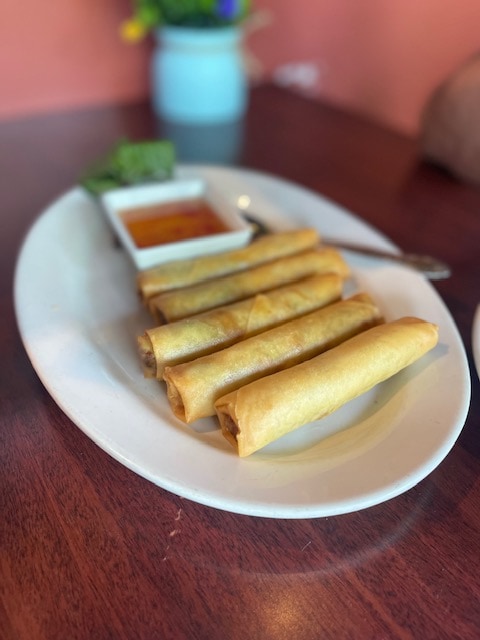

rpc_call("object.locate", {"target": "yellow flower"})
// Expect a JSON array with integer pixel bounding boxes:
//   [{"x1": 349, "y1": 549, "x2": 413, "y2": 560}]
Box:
[{"x1": 120, "y1": 18, "x2": 148, "y2": 43}]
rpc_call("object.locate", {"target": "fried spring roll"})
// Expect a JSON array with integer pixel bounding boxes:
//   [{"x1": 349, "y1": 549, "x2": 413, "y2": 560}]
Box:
[
  {"x1": 148, "y1": 247, "x2": 350, "y2": 323},
  {"x1": 137, "y1": 228, "x2": 320, "y2": 301},
  {"x1": 138, "y1": 273, "x2": 343, "y2": 378},
  {"x1": 163, "y1": 293, "x2": 382, "y2": 423},
  {"x1": 215, "y1": 317, "x2": 439, "y2": 456}
]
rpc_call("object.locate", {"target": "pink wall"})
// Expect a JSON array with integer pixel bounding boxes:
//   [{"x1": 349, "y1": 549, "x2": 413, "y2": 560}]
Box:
[
  {"x1": 0, "y1": 1, "x2": 150, "y2": 117},
  {"x1": 252, "y1": 0, "x2": 480, "y2": 134},
  {"x1": 1, "y1": 0, "x2": 479, "y2": 134}
]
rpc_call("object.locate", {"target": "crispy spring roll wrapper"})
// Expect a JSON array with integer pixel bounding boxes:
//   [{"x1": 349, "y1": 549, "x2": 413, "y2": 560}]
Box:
[
  {"x1": 137, "y1": 228, "x2": 320, "y2": 301},
  {"x1": 138, "y1": 273, "x2": 343, "y2": 378},
  {"x1": 163, "y1": 293, "x2": 382, "y2": 423},
  {"x1": 148, "y1": 247, "x2": 350, "y2": 323},
  {"x1": 215, "y1": 317, "x2": 439, "y2": 457}
]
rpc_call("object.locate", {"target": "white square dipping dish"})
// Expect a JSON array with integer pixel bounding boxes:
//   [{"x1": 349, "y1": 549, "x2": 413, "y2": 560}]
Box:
[{"x1": 100, "y1": 178, "x2": 253, "y2": 270}]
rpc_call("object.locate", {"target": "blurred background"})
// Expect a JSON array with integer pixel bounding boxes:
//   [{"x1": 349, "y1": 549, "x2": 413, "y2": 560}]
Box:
[{"x1": 1, "y1": 0, "x2": 479, "y2": 135}]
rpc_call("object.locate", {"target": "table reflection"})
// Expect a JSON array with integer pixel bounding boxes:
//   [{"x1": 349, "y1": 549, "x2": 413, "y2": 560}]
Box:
[{"x1": 156, "y1": 118, "x2": 245, "y2": 165}]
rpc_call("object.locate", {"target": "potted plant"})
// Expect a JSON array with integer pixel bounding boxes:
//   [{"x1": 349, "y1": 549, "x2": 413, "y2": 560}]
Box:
[{"x1": 121, "y1": 1, "x2": 253, "y2": 123}]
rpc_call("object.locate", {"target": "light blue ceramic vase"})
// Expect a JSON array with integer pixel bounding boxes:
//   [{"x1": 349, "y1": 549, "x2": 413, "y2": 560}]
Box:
[{"x1": 152, "y1": 26, "x2": 248, "y2": 124}]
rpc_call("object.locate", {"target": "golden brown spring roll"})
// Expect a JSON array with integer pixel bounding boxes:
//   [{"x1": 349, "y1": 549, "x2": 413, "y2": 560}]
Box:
[
  {"x1": 137, "y1": 228, "x2": 320, "y2": 301},
  {"x1": 163, "y1": 293, "x2": 382, "y2": 423},
  {"x1": 215, "y1": 317, "x2": 439, "y2": 457},
  {"x1": 138, "y1": 273, "x2": 343, "y2": 378},
  {"x1": 148, "y1": 247, "x2": 350, "y2": 323}
]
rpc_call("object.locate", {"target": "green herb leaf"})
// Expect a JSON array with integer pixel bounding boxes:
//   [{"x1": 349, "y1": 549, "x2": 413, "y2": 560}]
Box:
[{"x1": 80, "y1": 138, "x2": 176, "y2": 195}]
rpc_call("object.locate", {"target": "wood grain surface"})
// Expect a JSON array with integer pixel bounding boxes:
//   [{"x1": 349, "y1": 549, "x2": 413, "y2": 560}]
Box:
[{"x1": 1, "y1": 85, "x2": 480, "y2": 640}]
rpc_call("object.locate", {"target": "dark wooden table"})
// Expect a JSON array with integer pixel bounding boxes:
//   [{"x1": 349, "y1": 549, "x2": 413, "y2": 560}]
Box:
[{"x1": 2, "y1": 84, "x2": 480, "y2": 640}]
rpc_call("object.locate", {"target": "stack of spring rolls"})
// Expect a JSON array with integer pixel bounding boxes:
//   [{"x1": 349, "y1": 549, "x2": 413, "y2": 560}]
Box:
[{"x1": 136, "y1": 228, "x2": 439, "y2": 457}]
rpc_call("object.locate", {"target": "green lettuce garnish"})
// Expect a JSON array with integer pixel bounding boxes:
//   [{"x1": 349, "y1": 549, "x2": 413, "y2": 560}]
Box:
[{"x1": 81, "y1": 138, "x2": 175, "y2": 195}]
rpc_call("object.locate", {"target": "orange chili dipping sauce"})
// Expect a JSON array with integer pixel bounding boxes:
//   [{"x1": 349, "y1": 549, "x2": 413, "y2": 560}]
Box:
[{"x1": 121, "y1": 198, "x2": 230, "y2": 249}]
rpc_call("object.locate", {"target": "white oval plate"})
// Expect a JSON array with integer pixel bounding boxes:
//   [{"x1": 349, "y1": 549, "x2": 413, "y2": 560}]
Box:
[
  {"x1": 14, "y1": 165, "x2": 470, "y2": 518},
  {"x1": 473, "y1": 305, "x2": 480, "y2": 380}
]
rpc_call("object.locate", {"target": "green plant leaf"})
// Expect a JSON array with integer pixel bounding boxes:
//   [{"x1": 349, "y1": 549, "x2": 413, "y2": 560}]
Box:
[{"x1": 80, "y1": 139, "x2": 176, "y2": 195}]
